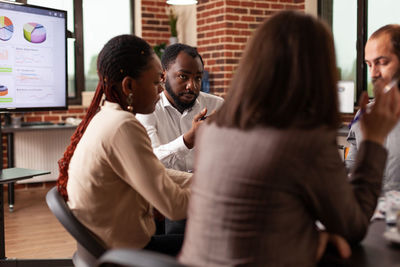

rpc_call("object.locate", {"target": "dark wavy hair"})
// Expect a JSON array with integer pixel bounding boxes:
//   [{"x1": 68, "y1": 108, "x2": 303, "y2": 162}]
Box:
[
  {"x1": 214, "y1": 11, "x2": 340, "y2": 130},
  {"x1": 57, "y1": 35, "x2": 154, "y2": 200}
]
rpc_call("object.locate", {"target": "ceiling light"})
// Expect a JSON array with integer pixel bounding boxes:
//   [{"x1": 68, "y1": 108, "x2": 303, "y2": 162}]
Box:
[{"x1": 167, "y1": 0, "x2": 197, "y2": 5}]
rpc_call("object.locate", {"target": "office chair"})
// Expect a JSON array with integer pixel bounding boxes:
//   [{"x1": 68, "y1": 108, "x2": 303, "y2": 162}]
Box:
[
  {"x1": 46, "y1": 186, "x2": 107, "y2": 267},
  {"x1": 96, "y1": 248, "x2": 186, "y2": 267}
]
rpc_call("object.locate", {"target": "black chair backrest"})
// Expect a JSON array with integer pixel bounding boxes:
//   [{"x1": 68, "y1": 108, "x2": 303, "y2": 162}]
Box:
[
  {"x1": 46, "y1": 186, "x2": 107, "y2": 258},
  {"x1": 97, "y1": 248, "x2": 186, "y2": 267}
]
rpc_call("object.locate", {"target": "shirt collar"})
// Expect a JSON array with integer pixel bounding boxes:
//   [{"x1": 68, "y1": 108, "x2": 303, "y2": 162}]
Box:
[
  {"x1": 102, "y1": 100, "x2": 122, "y2": 110},
  {"x1": 161, "y1": 91, "x2": 174, "y2": 108}
]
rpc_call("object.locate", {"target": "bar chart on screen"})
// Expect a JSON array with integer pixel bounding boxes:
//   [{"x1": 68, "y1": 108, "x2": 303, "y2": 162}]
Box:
[{"x1": 0, "y1": 48, "x2": 8, "y2": 60}]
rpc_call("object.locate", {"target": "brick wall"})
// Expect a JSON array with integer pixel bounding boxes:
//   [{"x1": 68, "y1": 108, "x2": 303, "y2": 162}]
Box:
[
  {"x1": 140, "y1": 0, "x2": 305, "y2": 96},
  {"x1": 196, "y1": 0, "x2": 305, "y2": 97},
  {"x1": 141, "y1": 0, "x2": 170, "y2": 46}
]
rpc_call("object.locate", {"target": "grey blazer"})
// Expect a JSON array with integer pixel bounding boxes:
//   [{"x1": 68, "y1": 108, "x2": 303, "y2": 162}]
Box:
[{"x1": 180, "y1": 123, "x2": 387, "y2": 267}]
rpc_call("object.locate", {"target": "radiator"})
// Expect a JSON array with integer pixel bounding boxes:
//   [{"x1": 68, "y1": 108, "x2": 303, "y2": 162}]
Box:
[{"x1": 14, "y1": 129, "x2": 75, "y2": 183}]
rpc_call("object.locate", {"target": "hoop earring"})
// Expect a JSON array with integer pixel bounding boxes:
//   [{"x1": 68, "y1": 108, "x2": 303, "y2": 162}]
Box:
[{"x1": 127, "y1": 93, "x2": 134, "y2": 113}]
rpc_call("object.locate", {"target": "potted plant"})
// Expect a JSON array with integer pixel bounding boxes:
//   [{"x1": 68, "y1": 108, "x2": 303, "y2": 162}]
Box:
[
  {"x1": 153, "y1": 43, "x2": 167, "y2": 59},
  {"x1": 167, "y1": 6, "x2": 178, "y2": 44}
]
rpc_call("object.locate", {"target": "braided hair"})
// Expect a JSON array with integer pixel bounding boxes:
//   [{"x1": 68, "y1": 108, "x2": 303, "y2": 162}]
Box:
[{"x1": 57, "y1": 35, "x2": 154, "y2": 200}]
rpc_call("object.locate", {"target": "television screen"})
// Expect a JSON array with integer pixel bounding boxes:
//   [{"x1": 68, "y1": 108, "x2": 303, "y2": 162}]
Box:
[{"x1": 0, "y1": 1, "x2": 67, "y2": 111}]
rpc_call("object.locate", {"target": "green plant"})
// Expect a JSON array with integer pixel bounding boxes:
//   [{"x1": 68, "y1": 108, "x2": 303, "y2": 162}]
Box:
[
  {"x1": 153, "y1": 43, "x2": 167, "y2": 59},
  {"x1": 167, "y1": 7, "x2": 178, "y2": 37}
]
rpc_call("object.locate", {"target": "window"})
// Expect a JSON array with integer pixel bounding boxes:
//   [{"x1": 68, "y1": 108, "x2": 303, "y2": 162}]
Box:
[
  {"x1": 18, "y1": 0, "x2": 135, "y2": 105},
  {"x1": 82, "y1": 0, "x2": 131, "y2": 91},
  {"x1": 367, "y1": 0, "x2": 400, "y2": 95},
  {"x1": 332, "y1": 0, "x2": 357, "y2": 85},
  {"x1": 320, "y1": 0, "x2": 400, "y2": 104}
]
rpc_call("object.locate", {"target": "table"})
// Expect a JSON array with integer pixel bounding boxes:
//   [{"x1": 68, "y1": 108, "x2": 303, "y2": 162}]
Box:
[
  {"x1": 0, "y1": 168, "x2": 50, "y2": 260},
  {"x1": 319, "y1": 220, "x2": 400, "y2": 266}
]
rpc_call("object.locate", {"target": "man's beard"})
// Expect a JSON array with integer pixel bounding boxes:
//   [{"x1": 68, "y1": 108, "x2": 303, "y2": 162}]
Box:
[
  {"x1": 165, "y1": 77, "x2": 198, "y2": 111},
  {"x1": 372, "y1": 69, "x2": 400, "y2": 92}
]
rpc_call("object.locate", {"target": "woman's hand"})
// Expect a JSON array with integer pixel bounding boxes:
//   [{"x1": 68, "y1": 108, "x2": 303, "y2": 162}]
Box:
[
  {"x1": 316, "y1": 231, "x2": 352, "y2": 261},
  {"x1": 360, "y1": 85, "x2": 400, "y2": 145}
]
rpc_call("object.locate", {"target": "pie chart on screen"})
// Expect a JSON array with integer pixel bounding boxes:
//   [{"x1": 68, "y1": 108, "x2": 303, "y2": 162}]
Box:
[
  {"x1": 0, "y1": 16, "x2": 13, "y2": 41},
  {"x1": 23, "y1": 22, "x2": 46, "y2": 43}
]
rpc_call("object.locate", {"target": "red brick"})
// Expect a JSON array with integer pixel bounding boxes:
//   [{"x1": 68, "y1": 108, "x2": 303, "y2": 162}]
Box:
[
  {"x1": 205, "y1": 32, "x2": 216, "y2": 38},
  {"x1": 234, "y1": 37, "x2": 247, "y2": 43},
  {"x1": 233, "y1": 22, "x2": 249, "y2": 29},
  {"x1": 225, "y1": 29, "x2": 240, "y2": 35},
  {"x1": 142, "y1": 13, "x2": 154, "y2": 18},
  {"x1": 256, "y1": 3, "x2": 271, "y2": 8},
  {"x1": 233, "y1": 8, "x2": 248, "y2": 14},
  {"x1": 30, "y1": 111, "x2": 50, "y2": 115},
  {"x1": 271, "y1": 4, "x2": 284, "y2": 9},
  {"x1": 146, "y1": 20, "x2": 161, "y2": 25},
  {"x1": 205, "y1": 3, "x2": 216, "y2": 9},
  {"x1": 67, "y1": 108, "x2": 85, "y2": 113},
  {"x1": 25, "y1": 117, "x2": 42, "y2": 122},
  {"x1": 155, "y1": 14, "x2": 168, "y2": 19},
  {"x1": 241, "y1": 16, "x2": 255, "y2": 22},
  {"x1": 146, "y1": 7, "x2": 160, "y2": 13},
  {"x1": 206, "y1": 17, "x2": 216, "y2": 24},
  {"x1": 240, "y1": 30, "x2": 252, "y2": 36},
  {"x1": 242, "y1": 1, "x2": 255, "y2": 7},
  {"x1": 226, "y1": 0, "x2": 240, "y2": 6},
  {"x1": 51, "y1": 110, "x2": 67, "y2": 114},
  {"x1": 44, "y1": 116, "x2": 60, "y2": 121},
  {"x1": 142, "y1": 1, "x2": 157, "y2": 6},
  {"x1": 226, "y1": 14, "x2": 239, "y2": 21}
]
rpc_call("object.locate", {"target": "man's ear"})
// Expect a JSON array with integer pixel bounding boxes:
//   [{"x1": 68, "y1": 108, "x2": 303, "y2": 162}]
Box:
[{"x1": 121, "y1": 76, "x2": 136, "y2": 96}]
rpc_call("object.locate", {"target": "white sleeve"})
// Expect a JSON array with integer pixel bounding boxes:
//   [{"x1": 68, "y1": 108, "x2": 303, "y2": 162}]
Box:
[{"x1": 136, "y1": 113, "x2": 190, "y2": 169}]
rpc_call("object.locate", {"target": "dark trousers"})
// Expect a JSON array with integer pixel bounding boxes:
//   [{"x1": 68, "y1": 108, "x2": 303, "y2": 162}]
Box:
[{"x1": 144, "y1": 234, "x2": 184, "y2": 257}]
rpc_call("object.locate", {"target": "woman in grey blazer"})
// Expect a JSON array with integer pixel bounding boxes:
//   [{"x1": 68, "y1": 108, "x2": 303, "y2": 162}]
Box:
[{"x1": 179, "y1": 10, "x2": 400, "y2": 267}]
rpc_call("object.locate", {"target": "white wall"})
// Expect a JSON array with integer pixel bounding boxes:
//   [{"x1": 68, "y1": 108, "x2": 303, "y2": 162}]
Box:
[
  {"x1": 173, "y1": 5, "x2": 197, "y2": 46},
  {"x1": 135, "y1": 0, "x2": 142, "y2": 37},
  {"x1": 305, "y1": 0, "x2": 318, "y2": 17}
]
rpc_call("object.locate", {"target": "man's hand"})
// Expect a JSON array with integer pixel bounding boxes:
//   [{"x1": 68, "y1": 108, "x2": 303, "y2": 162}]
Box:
[
  {"x1": 316, "y1": 231, "x2": 352, "y2": 262},
  {"x1": 183, "y1": 108, "x2": 207, "y2": 149}
]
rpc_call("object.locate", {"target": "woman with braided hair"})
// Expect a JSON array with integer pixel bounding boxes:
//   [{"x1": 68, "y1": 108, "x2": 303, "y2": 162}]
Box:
[{"x1": 57, "y1": 34, "x2": 191, "y2": 256}]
